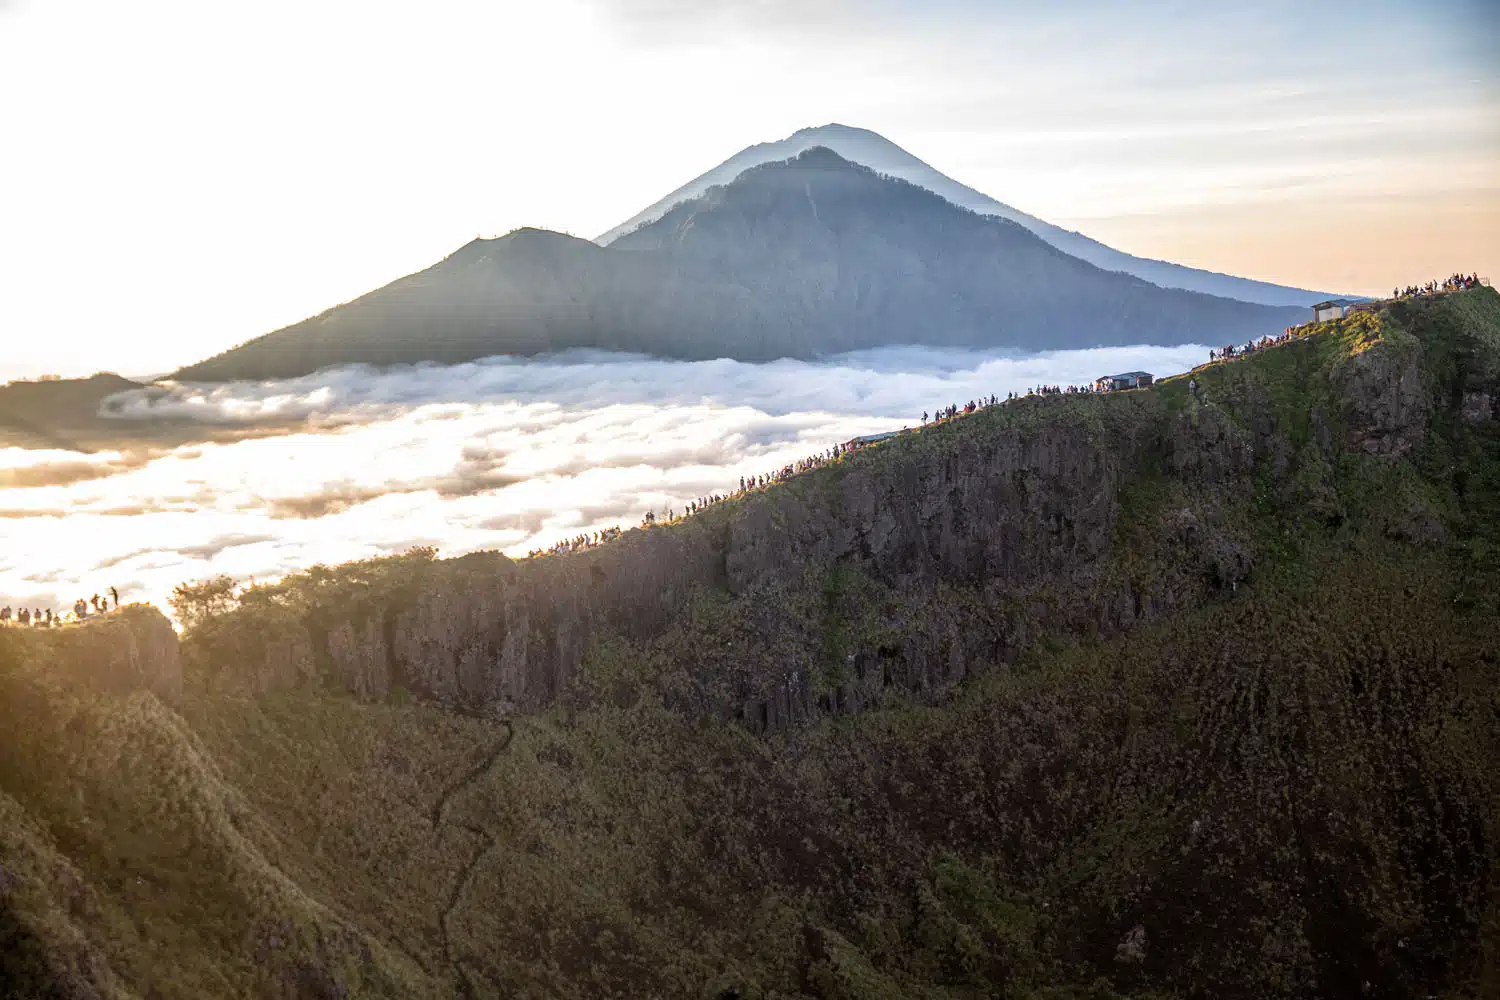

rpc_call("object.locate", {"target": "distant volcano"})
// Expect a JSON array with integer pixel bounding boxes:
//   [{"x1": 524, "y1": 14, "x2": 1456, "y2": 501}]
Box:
[
  {"x1": 174, "y1": 149, "x2": 1304, "y2": 381},
  {"x1": 597, "y1": 122, "x2": 1336, "y2": 308}
]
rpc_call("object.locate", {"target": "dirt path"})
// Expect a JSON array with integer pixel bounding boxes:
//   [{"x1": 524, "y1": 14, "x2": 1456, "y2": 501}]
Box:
[
  {"x1": 442, "y1": 823, "x2": 498, "y2": 998},
  {"x1": 432, "y1": 718, "x2": 513, "y2": 998},
  {"x1": 428, "y1": 717, "x2": 514, "y2": 830}
]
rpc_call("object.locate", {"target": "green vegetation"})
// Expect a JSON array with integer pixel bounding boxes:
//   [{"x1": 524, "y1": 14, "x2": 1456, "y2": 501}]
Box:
[{"x1": 2, "y1": 290, "x2": 1498, "y2": 999}]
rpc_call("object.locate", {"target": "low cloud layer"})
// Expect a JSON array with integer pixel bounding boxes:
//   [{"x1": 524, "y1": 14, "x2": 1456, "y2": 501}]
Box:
[
  {"x1": 100, "y1": 344, "x2": 1206, "y2": 425},
  {"x1": 0, "y1": 447, "x2": 161, "y2": 489},
  {"x1": 3, "y1": 344, "x2": 1206, "y2": 616}
]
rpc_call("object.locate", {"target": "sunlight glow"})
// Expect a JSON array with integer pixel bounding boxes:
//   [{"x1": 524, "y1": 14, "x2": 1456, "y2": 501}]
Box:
[
  {"x1": 0, "y1": 344, "x2": 1208, "y2": 612},
  {"x1": 0, "y1": 1, "x2": 1494, "y2": 380}
]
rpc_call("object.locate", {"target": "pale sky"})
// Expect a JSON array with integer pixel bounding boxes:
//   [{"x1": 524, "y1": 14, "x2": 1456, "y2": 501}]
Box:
[{"x1": 1, "y1": 0, "x2": 1496, "y2": 380}]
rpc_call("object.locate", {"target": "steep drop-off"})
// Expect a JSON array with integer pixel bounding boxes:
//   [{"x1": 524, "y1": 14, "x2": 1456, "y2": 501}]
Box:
[
  {"x1": 190, "y1": 291, "x2": 1496, "y2": 733},
  {"x1": 2, "y1": 289, "x2": 1498, "y2": 999},
  {"x1": 0, "y1": 608, "x2": 437, "y2": 999}
]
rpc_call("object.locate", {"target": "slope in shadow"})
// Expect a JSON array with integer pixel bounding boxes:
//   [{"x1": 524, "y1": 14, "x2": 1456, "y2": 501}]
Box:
[{"x1": 431, "y1": 719, "x2": 514, "y2": 999}]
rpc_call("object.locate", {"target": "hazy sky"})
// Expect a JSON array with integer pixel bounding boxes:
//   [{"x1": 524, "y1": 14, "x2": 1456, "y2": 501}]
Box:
[{"x1": 1, "y1": 0, "x2": 1496, "y2": 380}]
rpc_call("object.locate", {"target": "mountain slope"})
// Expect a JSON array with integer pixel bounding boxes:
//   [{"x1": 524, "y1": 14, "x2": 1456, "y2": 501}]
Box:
[
  {"x1": 175, "y1": 149, "x2": 1302, "y2": 381},
  {"x1": 185, "y1": 287, "x2": 1500, "y2": 724},
  {"x1": 0, "y1": 374, "x2": 141, "y2": 450},
  {"x1": 598, "y1": 123, "x2": 1339, "y2": 307},
  {"x1": 5, "y1": 289, "x2": 1498, "y2": 999}
]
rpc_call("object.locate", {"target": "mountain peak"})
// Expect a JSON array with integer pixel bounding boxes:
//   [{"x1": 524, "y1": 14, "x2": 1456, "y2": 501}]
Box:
[
  {"x1": 782, "y1": 145, "x2": 859, "y2": 170},
  {"x1": 790, "y1": 122, "x2": 883, "y2": 140},
  {"x1": 498, "y1": 226, "x2": 585, "y2": 243},
  {"x1": 172, "y1": 143, "x2": 1310, "y2": 383},
  {"x1": 595, "y1": 126, "x2": 1338, "y2": 306},
  {"x1": 446, "y1": 227, "x2": 595, "y2": 266}
]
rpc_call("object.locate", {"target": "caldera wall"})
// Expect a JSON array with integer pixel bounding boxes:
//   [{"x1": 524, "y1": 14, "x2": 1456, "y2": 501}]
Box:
[
  {"x1": 187, "y1": 294, "x2": 1498, "y2": 729},
  {"x1": 1, "y1": 604, "x2": 182, "y2": 703}
]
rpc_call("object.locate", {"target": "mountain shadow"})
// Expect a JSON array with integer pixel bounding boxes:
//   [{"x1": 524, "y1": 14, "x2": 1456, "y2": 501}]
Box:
[{"x1": 175, "y1": 149, "x2": 1304, "y2": 382}]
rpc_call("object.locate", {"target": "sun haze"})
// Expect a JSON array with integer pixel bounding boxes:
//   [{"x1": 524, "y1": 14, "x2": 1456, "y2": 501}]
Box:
[{"x1": 0, "y1": 0, "x2": 1495, "y2": 381}]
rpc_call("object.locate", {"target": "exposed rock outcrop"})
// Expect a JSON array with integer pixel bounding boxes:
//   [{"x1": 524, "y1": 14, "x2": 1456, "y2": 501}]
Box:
[
  {"x1": 189, "y1": 293, "x2": 1499, "y2": 733},
  {"x1": 1460, "y1": 390, "x2": 1493, "y2": 424},
  {"x1": 198, "y1": 392, "x2": 1258, "y2": 724},
  {"x1": 6, "y1": 290, "x2": 1498, "y2": 1000},
  {"x1": 1334, "y1": 330, "x2": 1431, "y2": 458},
  {"x1": 3, "y1": 605, "x2": 183, "y2": 702}
]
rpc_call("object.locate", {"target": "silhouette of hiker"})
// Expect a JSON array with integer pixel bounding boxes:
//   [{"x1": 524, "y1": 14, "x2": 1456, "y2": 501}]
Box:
[{"x1": 110, "y1": 586, "x2": 119, "y2": 609}]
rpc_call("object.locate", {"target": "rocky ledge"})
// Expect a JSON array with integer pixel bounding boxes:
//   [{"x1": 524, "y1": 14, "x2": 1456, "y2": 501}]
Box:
[{"x1": 186, "y1": 292, "x2": 1498, "y2": 730}]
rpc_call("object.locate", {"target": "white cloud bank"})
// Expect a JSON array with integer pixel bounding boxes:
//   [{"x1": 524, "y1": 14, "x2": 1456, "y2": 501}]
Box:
[{"x1": 1, "y1": 344, "x2": 1206, "y2": 616}]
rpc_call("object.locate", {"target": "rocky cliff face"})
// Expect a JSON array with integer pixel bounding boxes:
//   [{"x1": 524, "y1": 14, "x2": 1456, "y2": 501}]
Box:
[
  {"x1": 1333, "y1": 325, "x2": 1432, "y2": 457},
  {"x1": 192, "y1": 294, "x2": 1495, "y2": 731},
  {"x1": 8, "y1": 290, "x2": 1498, "y2": 1000},
  {"x1": 4, "y1": 605, "x2": 183, "y2": 702},
  {"x1": 198, "y1": 406, "x2": 1174, "y2": 719},
  {"x1": 0, "y1": 607, "x2": 417, "y2": 1000}
]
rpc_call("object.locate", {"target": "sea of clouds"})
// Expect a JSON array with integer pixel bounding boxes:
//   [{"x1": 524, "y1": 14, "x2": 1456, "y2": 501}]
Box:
[{"x1": 0, "y1": 343, "x2": 1207, "y2": 617}]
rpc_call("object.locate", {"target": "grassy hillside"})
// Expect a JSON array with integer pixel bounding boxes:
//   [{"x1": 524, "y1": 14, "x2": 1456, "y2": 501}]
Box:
[{"x1": 2, "y1": 289, "x2": 1498, "y2": 999}]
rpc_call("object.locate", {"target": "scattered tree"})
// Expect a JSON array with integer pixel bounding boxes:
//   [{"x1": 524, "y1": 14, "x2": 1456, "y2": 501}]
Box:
[{"x1": 169, "y1": 575, "x2": 239, "y2": 631}]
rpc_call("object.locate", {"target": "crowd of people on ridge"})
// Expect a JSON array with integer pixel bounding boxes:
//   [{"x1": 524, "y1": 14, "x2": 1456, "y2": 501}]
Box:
[
  {"x1": 544, "y1": 381, "x2": 1141, "y2": 562},
  {"x1": 1395, "y1": 273, "x2": 1481, "y2": 299},
  {"x1": 525, "y1": 443, "x2": 873, "y2": 559},
  {"x1": 1202, "y1": 271, "x2": 1487, "y2": 367},
  {"x1": 1210, "y1": 328, "x2": 1298, "y2": 363},
  {"x1": 627, "y1": 382, "x2": 1150, "y2": 543},
  {"x1": 638, "y1": 443, "x2": 859, "y2": 529},
  {"x1": 528, "y1": 384, "x2": 1162, "y2": 560},
  {"x1": 0, "y1": 588, "x2": 120, "y2": 628},
  {"x1": 641, "y1": 380, "x2": 1150, "y2": 536},
  {"x1": 527, "y1": 526, "x2": 624, "y2": 559},
  {"x1": 924, "y1": 394, "x2": 1000, "y2": 424},
  {"x1": 597, "y1": 268, "x2": 1480, "y2": 558},
  {"x1": 520, "y1": 285, "x2": 1472, "y2": 569},
  {"x1": 1028, "y1": 384, "x2": 1098, "y2": 397},
  {"x1": 921, "y1": 387, "x2": 1112, "y2": 426},
  {"x1": 534, "y1": 295, "x2": 1476, "y2": 563}
]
